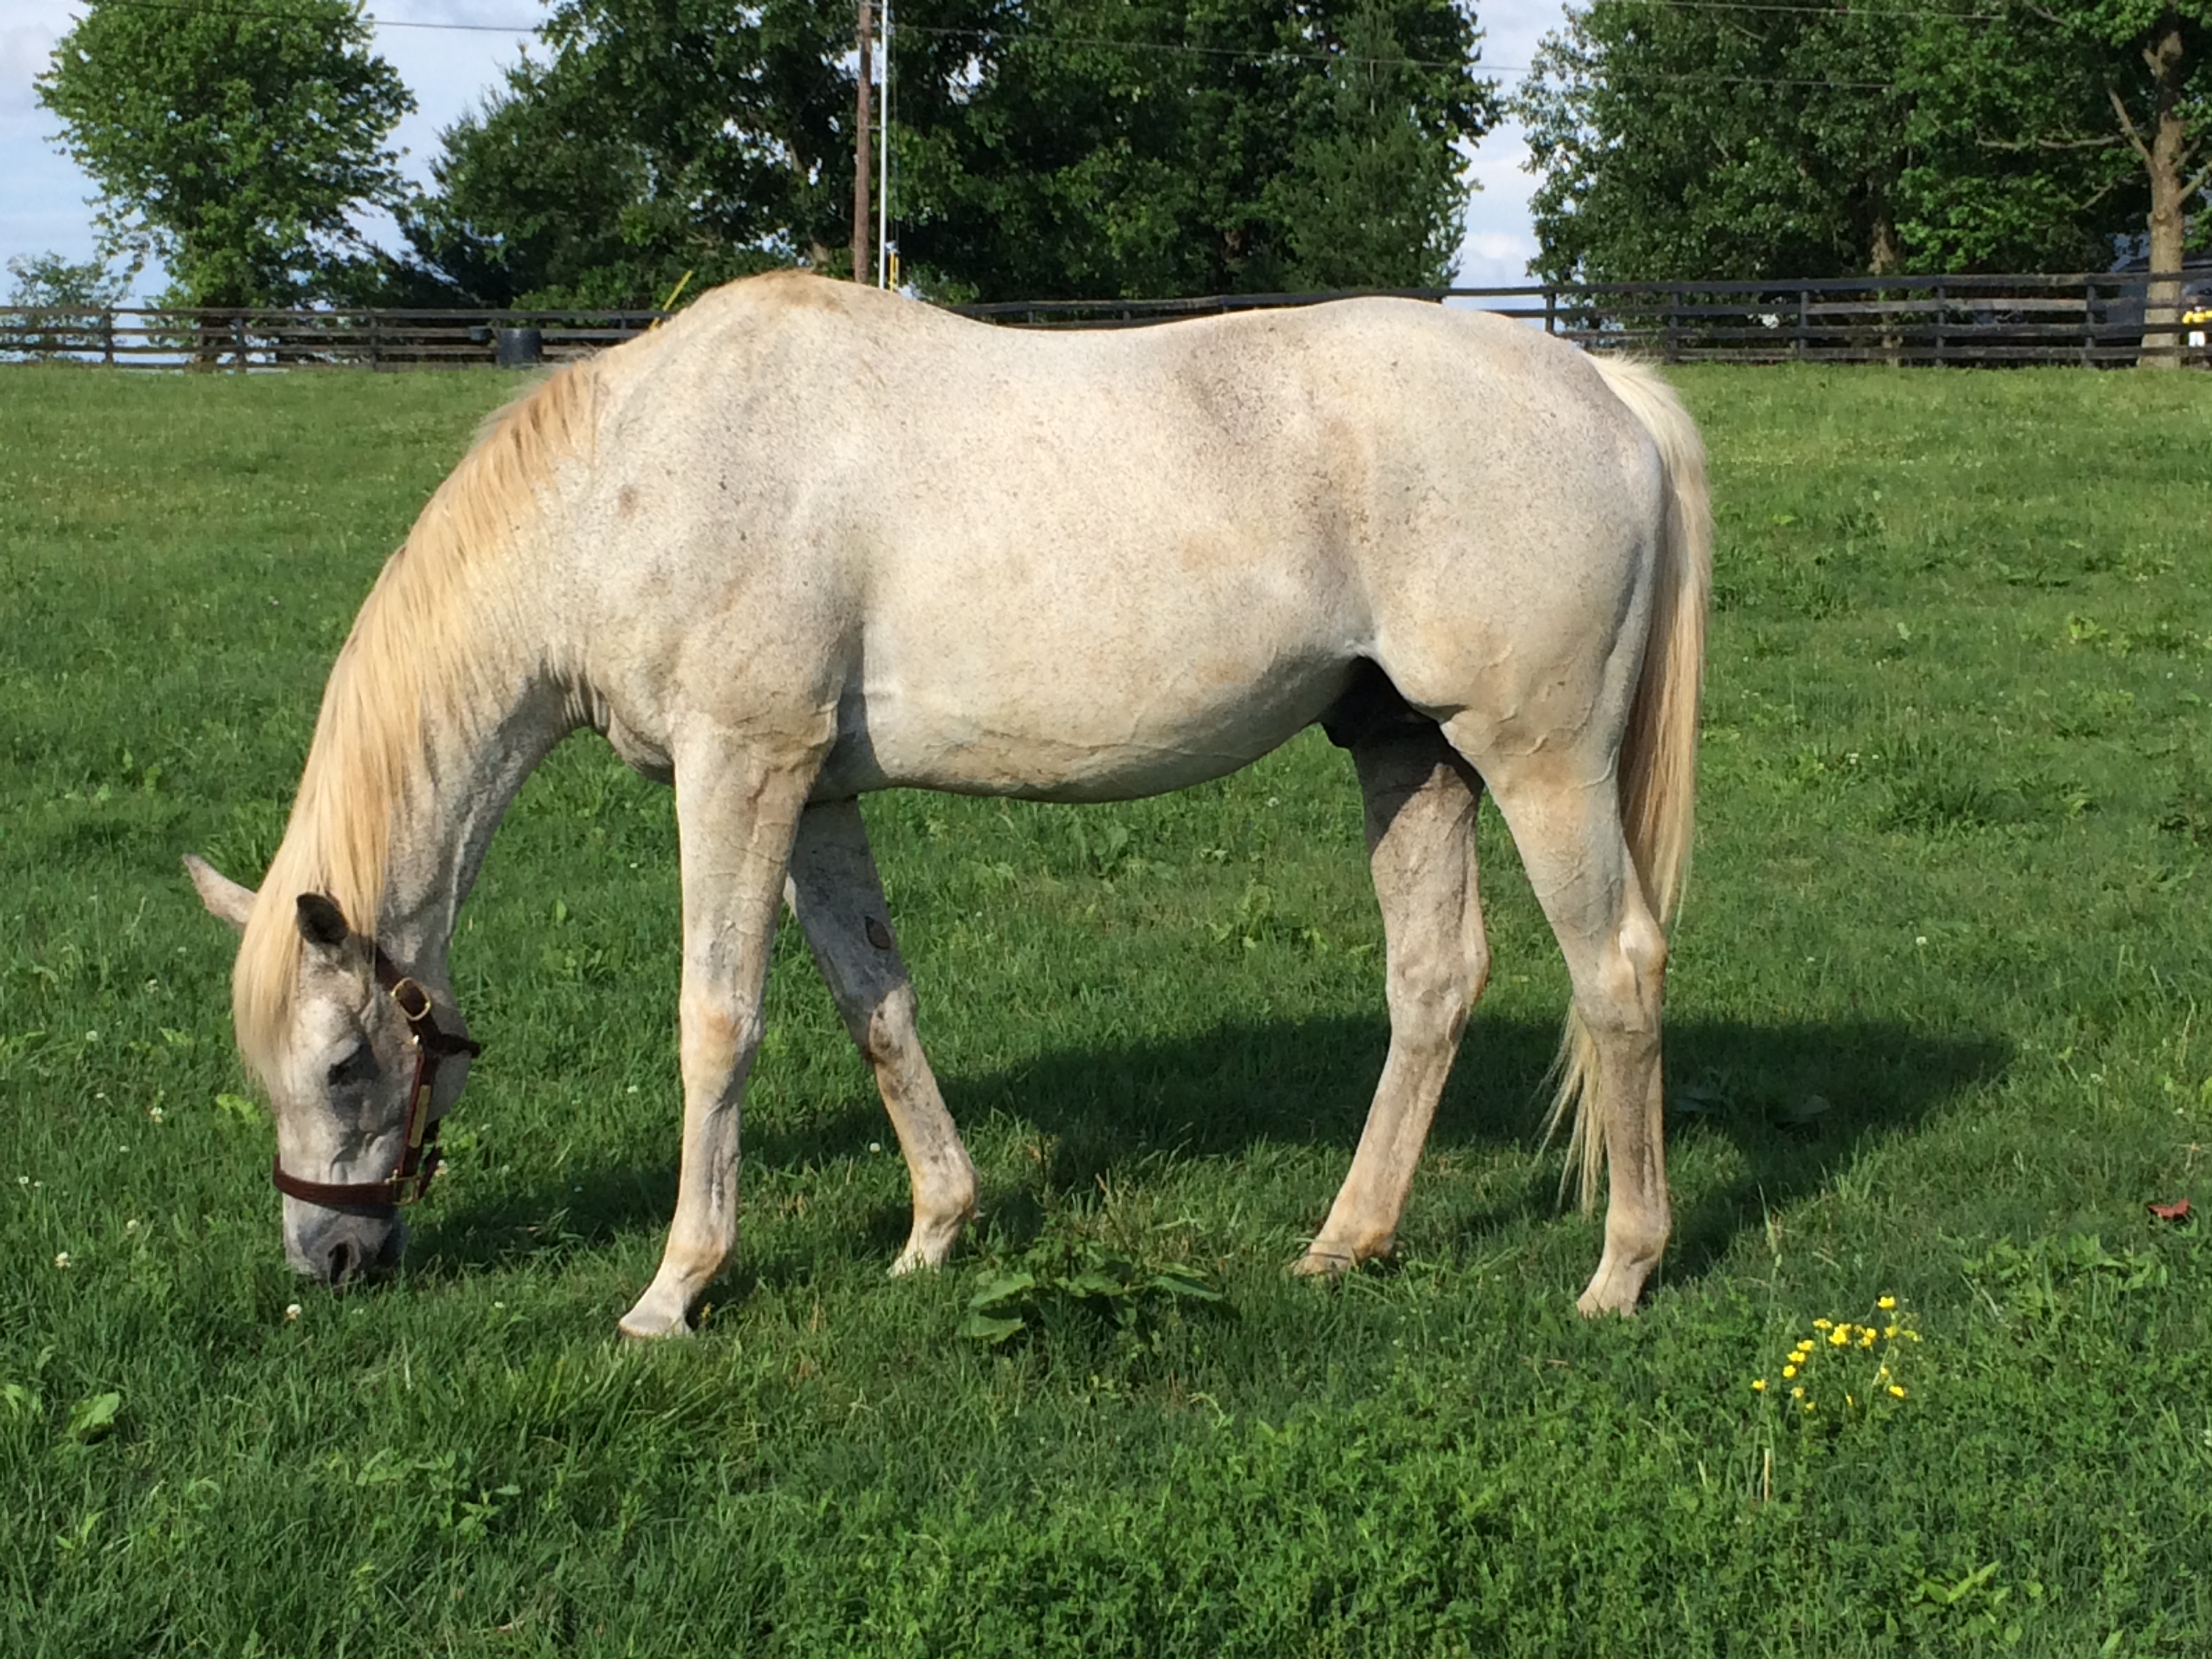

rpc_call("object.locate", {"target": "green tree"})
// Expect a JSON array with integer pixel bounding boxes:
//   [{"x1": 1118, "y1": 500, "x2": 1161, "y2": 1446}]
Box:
[
  {"x1": 2, "y1": 253, "x2": 137, "y2": 361},
  {"x1": 1521, "y1": 2, "x2": 1936, "y2": 283},
  {"x1": 4, "y1": 252, "x2": 135, "y2": 311},
  {"x1": 1523, "y1": 0, "x2": 2211, "y2": 313},
  {"x1": 412, "y1": 0, "x2": 1494, "y2": 306},
  {"x1": 1267, "y1": 3, "x2": 1486, "y2": 289},
  {"x1": 409, "y1": 0, "x2": 861, "y2": 307},
  {"x1": 894, "y1": 0, "x2": 1495, "y2": 300},
  {"x1": 1903, "y1": 2, "x2": 2212, "y2": 361},
  {"x1": 36, "y1": 0, "x2": 414, "y2": 308}
]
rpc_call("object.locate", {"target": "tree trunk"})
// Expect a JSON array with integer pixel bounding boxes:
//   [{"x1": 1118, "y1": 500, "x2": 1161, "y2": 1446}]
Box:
[
  {"x1": 1868, "y1": 213, "x2": 1900, "y2": 276},
  {"x1": 2140, "y1": 16, "x2": 2190, "y2": 368},
  {"x1": 1870, "y1": 213, "x2": 1902, "y2": 365}
]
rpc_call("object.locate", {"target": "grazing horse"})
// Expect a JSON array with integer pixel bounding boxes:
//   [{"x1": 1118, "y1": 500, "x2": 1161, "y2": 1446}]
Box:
[{"x1": 186, "y1": 272, "x2": 1710, "y2": 1337}]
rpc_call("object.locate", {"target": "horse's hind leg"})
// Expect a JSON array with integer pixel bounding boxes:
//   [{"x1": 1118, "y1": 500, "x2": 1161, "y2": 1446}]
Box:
[
  {"x1": 785, "y1": 799, "x2": 978, "y2": 1274},
  {"x1": 1461, "y1": 736, "x2": 1671, "y2": 1317},
  {"x1": 1295, "y1": 724, "x2": 1488, "y2": 1275}
]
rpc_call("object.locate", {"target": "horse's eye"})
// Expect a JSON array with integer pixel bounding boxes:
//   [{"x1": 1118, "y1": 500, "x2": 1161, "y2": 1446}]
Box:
[{"x1": 326, "y1": 1044, "x2": 376, "y2": 1088}]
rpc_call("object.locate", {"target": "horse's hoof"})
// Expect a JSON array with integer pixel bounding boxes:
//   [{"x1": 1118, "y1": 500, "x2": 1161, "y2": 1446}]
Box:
[
  {"x1": 1575, "y1": 1288, "x2": 1638, "y2": 1319},
  {"x1": 1290, "y1": 1247, "x2": 1356, "y2": 1278},
  {"x1": 617, "y1": 1284, "x2": 694, "y2": 1340},
  {"x1": 1576, "y1": 1256, "x2": 1652, "y2": 1317},
  {"x1": 888, "y1": 1212, "x2": 966, "y2": 1277}
]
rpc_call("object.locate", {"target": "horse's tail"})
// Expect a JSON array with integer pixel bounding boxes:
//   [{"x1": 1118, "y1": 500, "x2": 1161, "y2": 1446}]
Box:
[{"x1": 1544, "y1": 356, "x2": 1713, "y2": 1213}]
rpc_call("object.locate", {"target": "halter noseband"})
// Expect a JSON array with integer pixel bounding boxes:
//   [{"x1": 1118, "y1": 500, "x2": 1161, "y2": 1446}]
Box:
[{"x1": 270, "y1": 946, "x2": 482, "y2": 1210}]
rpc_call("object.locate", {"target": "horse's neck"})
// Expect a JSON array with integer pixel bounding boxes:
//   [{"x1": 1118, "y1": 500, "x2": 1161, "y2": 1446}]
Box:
[
  {"x1": 340, "y1": 592, "x2": 579, "y2": 981},
  {"x1": 373, "y1": 687, "x2": 571, "y2": 983}
]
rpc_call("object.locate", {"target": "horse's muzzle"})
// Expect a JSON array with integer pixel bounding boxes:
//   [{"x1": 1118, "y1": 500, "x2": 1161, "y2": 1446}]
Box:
[{"x1": 286, "y1": 1208, "x2": 407, "y2": 1286}]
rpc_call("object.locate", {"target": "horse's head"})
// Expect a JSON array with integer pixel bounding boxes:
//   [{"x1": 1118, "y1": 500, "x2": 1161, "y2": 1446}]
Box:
[{"x1": 186, "y1": 854, "x2": 476, "y2": 1286}]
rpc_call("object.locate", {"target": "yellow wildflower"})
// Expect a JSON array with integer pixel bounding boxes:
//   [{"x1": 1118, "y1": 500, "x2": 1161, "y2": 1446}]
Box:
[
  {"x1": 1829, "y1": 1326, "x2": 1851, "y2": 1347},
  {"x1": 1790, "y1": 1386, "x2": 1805, "y2": 1399},
  {"x1": 1782, "y1": 1365, "x2": 1797, "y2": 1378},
  {"x1": 1752, "y1": 1378, "x2": 1768, "y2": 1392},
  {"x1": 1813, "y1": 1318, "x2": 1832, "y2": 1330},
  {"x1": 1860, "y1": 1329, "x2": 1876, "y2": 1348},
  {"x1": 1883, "y1": 1324, "x2": 1899, "y2": 1338},
  {"x1": 1877, "y1": 1295, "x2": 1897, "y2": 1310},
  {"x1": 1888, "y1": 1385, "x2": 1906, "y2": 1399}
]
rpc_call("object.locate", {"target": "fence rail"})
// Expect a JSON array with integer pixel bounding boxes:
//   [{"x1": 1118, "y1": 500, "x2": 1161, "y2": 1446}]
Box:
[
  {"x1": 3, "y1": 273, "x2": 2207, "y2": 369},
  {"x1": 962, "y1": 273, "x2": 2212, "y2": 366},
  {"x1": 0, "y1": 307, "x2": 670, "y2": 369}
]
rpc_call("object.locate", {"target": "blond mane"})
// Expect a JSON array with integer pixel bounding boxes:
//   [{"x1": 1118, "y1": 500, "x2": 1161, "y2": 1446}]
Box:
[{"x1": 232, "y1": 361, "x2": 600, "y2": 1075}]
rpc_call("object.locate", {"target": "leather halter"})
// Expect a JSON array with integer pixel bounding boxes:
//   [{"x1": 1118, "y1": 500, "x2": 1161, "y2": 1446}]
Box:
[{"x1": 270, "y1": 946, "x2": 482, "y2": 1210}]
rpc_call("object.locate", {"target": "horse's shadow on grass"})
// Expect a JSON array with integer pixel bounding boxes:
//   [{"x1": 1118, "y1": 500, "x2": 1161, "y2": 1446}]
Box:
[{"x1": 413, "y1": 1010, "x2": 2008, "y2": 1292}]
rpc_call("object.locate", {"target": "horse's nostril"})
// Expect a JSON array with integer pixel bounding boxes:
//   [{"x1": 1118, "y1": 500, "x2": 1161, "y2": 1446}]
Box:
[{"x1": 325, "y1": 1238, "x2": 357, "y2": 1283}]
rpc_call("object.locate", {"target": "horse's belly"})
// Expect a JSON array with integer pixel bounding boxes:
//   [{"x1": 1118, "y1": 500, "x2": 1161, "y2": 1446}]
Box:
[{"x1": 819, "y1": 657, "x2": 1351, "y2": 803}]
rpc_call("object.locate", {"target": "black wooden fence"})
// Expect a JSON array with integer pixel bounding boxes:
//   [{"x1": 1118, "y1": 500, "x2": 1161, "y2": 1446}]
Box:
[
  {"x1": 962, "y1": 273, "x2": 2212, "y2": 365},
  {"x1": 0, "y1": 307, "x2": 665, "y2": 369},
  {"x1": 4, "y1": 272, "x2": 2207, "y2": 369}
]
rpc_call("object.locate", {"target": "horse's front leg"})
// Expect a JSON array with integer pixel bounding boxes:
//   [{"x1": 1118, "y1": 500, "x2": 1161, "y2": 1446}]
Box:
[
  {"x1": 619, "y1": 737, "x2": 822, "y2": 1339},
  {"x1": 786, "y1": 799, "x2": 977, "y2": 1274}
]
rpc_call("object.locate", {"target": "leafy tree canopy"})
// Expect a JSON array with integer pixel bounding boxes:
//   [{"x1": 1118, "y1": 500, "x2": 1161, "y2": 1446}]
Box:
[
  {"x1": 895, "y1": 0, "x2": 1496, "y2": 301},
  {"x1": 37, "y1": 0, "x2": 415, "y2": 308},
  {"x1": 5, "y1": 252, "x2": 135, "y2": 311},
  {"x1": 409, "y1": 0, "x2": 868, "y2": 308},
  {"x1": 412, "y1": 0, "x2": 1497, "y2": 306},
  {"x1": 1901, "y1": 1, "x2": 2212, "y2": 282},
  {"x1": 1522, "y1": 0, "x2": 2212, "y2": 285}
]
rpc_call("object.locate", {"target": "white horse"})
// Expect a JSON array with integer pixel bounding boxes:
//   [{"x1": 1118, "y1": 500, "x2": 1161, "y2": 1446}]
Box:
[{"x1": 186, "y1": 272, "x2": 1710, "y2": 1337}]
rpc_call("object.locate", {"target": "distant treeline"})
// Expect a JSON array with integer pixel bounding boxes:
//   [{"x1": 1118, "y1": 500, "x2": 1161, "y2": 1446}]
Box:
[
  {"x1": 32, "y1": 0, "x2": 1495, "y2": 311},
  {"x1": 26, "y1": 1, "x2": 2212, "y2": 326}
]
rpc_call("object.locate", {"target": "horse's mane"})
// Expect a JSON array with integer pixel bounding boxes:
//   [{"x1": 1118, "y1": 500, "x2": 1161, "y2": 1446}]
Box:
[{"x1": 233, "y1": 361, "x2": 600, "y2": 1075}]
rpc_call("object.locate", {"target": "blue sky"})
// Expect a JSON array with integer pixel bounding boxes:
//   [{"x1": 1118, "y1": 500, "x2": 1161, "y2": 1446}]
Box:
[{"x1": 1, "y1": 1, "x2": 1565, "y2": 298}]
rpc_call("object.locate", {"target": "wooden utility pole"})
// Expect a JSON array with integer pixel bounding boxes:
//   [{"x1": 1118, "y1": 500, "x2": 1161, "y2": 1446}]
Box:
[{"x1": 852, "y1": 0, "x2": 872, "y2": 283}]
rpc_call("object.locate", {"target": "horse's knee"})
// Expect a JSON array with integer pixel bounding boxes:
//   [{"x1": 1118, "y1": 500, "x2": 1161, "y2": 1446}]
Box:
[{"x1": 1387, "y1": 928, "x2": 1488, "y2": 1042}]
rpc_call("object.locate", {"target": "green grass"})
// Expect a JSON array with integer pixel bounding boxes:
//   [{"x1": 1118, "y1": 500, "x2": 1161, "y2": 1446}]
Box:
[{"x1": 2, "y1": 361, "x2": 2209, "y2": 1656}]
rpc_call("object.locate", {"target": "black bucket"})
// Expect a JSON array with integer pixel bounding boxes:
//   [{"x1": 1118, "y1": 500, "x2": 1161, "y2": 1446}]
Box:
[{"x1": 495, "y1": 326, "x2": 544, "y2": 367}]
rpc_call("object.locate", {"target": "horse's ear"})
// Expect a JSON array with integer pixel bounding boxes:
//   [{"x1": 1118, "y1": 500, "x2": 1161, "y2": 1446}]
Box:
[
  {"x1": 184, "y1": 854, "x2": 256, "y2": 934},
  {"x1": 295, "y1": 893, "x2": 351, "y2": 949}
]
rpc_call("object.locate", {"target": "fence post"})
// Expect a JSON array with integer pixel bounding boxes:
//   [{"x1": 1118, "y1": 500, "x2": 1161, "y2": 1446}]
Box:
[
  {"x1": 2082, "y1": 277, "x2": 2095, "y2": 366},
  {"x1": 1663, "y1": 288, "x2": 1680, "y2": 364},
  {"x1": 1795, "y1": 286, "x2": 1808, "y2": 359},
  {"x1": 1933, "y1": 281, "x2": 1946, "y2": 367},
  {"x1": 1545, "y1": 287, "x2": 1557, "y2": 335},
  {"x1": 102, "y1": 308, "x2": 115, "y2": 367},
  {"x1": 369, "y1": 309, "x2": 382, "y2": 371}
]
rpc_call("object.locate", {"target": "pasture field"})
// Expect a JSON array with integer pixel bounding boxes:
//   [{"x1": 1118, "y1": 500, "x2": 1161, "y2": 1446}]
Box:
[{"x1": 2, "y1": 358, "x2": 2209, "y2": 1656}]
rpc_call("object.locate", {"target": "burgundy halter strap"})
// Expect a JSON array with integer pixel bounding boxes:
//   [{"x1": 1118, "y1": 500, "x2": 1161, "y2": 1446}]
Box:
[{"x1": 269, "y1": 947, "x2": 482, "y2": 1210}]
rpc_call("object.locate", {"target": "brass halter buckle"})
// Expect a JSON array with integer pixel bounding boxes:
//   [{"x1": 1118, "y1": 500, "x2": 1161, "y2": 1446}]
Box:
[{"x1": 268, "y1": 954, "x2": 482, "y2": 1210}]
